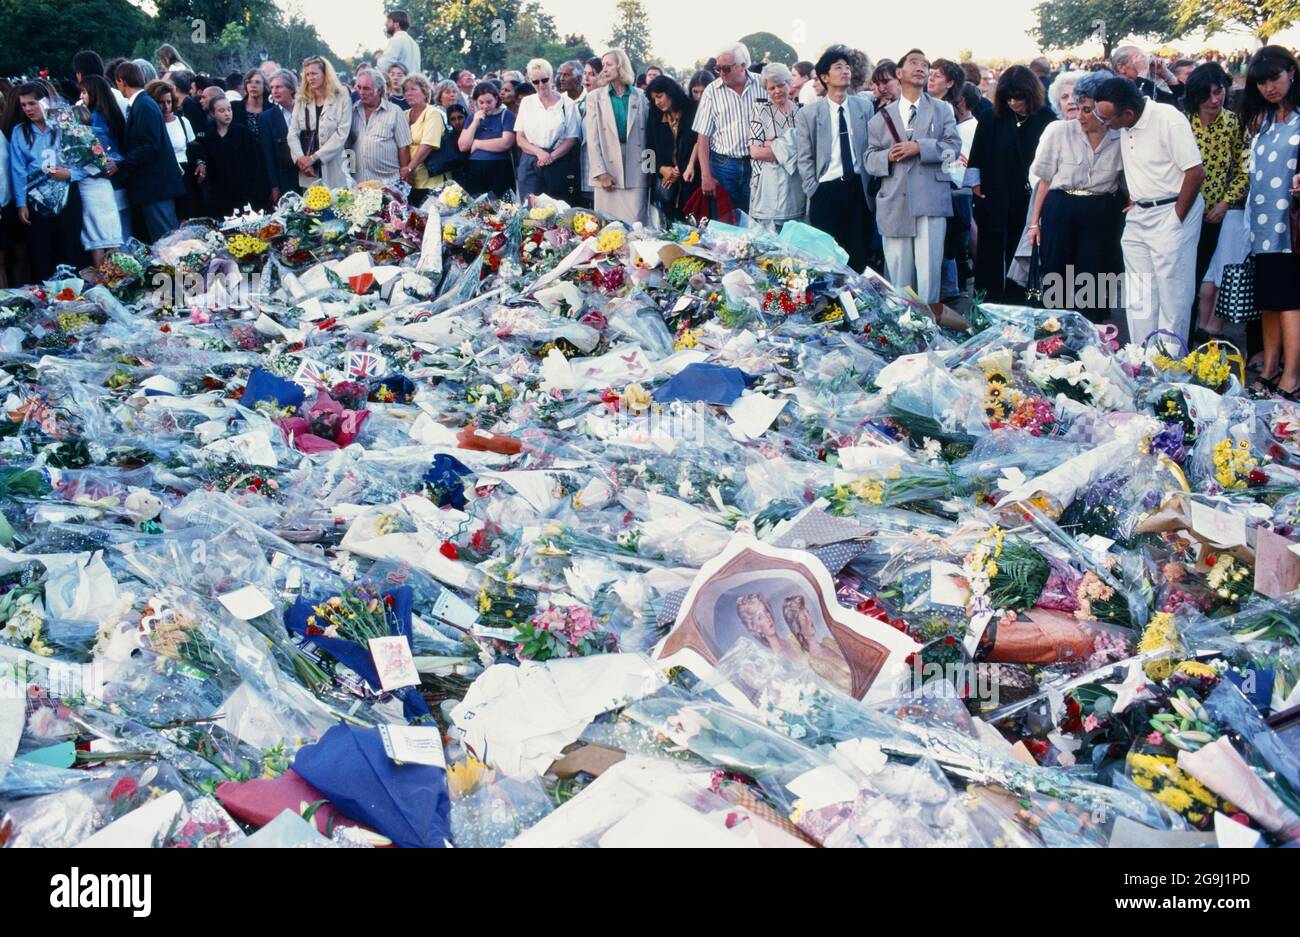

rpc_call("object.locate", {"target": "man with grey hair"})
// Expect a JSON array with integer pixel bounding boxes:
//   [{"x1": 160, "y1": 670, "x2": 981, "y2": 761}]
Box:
[
  {"x1": 261, "y1": 69, "x2": 300, "y2": 203},
  {"x1": 557, "y1": 60, "x2": 585, "y2": 104},
  {"x1": 1111, "y1": 45, "x2": 1176, "y2": 104},
  {"x1": 693, "y1": 41, "x2": 762, "y2": 215},
  {"x1": 348, "y1": 67, "x2": 411, "y2": 184},
  {"x1": 259, "y1": 60, "x2": 281, "y2": 81}
]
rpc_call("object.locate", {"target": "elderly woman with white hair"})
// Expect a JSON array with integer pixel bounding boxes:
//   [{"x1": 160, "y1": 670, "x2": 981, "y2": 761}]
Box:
[
  {"x1": 1024, "y1": 69, "x2": 1124, "y2": 320},
  {"x1": 515, "y1": 58, "x2": 583, "y2": 202},
  {"x1": 747, "y1": 62, "x2": 805, "y2": 227},
  {"x1": 585, "y1": 48, "x2": 649, "y2": 224},
  {"x1": 1047, "y1": 70, "x2": 1079, "y2": 120}
]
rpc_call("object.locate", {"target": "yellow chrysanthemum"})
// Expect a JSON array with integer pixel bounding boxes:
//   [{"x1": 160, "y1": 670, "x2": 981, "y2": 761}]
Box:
[
  {"x1": 304, "y1": 185, "x2": 333, "y2": 211},
  {"x1": 596, "y1": 225, "x2": 626, "y2": 253}
]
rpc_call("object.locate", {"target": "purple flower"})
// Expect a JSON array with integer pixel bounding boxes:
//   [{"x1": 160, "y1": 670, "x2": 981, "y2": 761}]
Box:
[{"x1": 1150, "y1": 424, "x2": 1186, "y2": 463}]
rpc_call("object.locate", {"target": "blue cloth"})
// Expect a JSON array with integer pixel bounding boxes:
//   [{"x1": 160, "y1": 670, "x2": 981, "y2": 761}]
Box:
[
  {"x1": 709, "y1": 152, "x2": 751, "y2": 215},
  {"x1": 654, "y1": 363, "x2": 753, "y2": 405},
  {"x1": 1248, "y1": 110, "x2": 1300, "y2": 255},
  {"x1": 470, "y1": 108, "x2": 516, "y2": 161},
  {"x1": 778, "y1": 220, "x2": 850, "y2": 267},
  {"x1": 293, "y1": 724, "x2": 452, "y2": 849},
  {"x1": 374, "y1": 374, "x2": 416, "y2": 403},
  {"x1": 78, "y1": 176, "x2": 121, "y2": 249},
  {"x1": 1225, "y1": 668, "x2": 1275, "y2": 714},
  {"x1": 423, "y1": 453, "x2": 473, "y2": 509},
  {"x1": 284, "y1": 585, "x2": 429, "y2": 721},
  {"x1": 240, "y1": 368, "x2": 305, "y2": 409}
]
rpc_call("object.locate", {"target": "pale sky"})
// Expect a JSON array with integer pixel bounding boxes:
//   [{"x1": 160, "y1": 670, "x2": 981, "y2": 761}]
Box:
[{"x1": 300, "y1": 0, "x2": 1299, "y2": 70}]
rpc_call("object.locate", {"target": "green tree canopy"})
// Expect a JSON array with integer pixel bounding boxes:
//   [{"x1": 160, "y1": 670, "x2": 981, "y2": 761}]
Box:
[
  {"x1": 608, "y1": 0, "x2": 653, "y2": 73},
  {"x1": 1177, "y1": 0, "x2": 1299, "y2": 43},
  {"x1": 740, "y1": 32, "x2": 798, "y2": 66},
  {"x1": 1031, "y1": 0, "x2": 1184, "y2": 59},
  {"x1": 0, "y1": 0, "x2": 152, "y2": 76}
]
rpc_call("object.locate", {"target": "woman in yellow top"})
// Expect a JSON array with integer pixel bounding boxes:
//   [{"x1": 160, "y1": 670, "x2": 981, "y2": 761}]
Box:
[
  {"x1": 399, "y1": 73, "x2": 448, "y2": 206},
  {"x1": 1186, "y1": 63, "x2": 1249, "y2": 342}
]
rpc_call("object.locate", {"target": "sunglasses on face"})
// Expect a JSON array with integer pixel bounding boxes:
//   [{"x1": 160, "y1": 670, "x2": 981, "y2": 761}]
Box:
[
  {"x1": 717, "y1": 63, "x2": 738, "y2": 73},
  {"x1": 535, "y1": 76, "x2": 549, "y2": 84}
]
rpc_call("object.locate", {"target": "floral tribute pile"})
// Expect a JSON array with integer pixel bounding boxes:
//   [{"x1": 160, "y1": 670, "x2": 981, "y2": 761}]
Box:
[{"x1": 0, "y1": 182, "x2": 1296, "y2": 850}]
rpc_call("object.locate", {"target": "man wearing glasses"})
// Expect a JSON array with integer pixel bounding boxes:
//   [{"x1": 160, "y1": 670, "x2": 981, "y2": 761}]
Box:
[
  {"x1": 692, "y1": 41, "x2": 763, "y2": 215},
  {"x1": 1092, "y1": 77, "x2": 1204, "y2": 344}
]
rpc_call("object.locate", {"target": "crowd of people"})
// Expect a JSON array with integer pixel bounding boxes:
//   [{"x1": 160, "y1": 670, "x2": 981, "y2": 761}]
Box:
[{"x1": 1, "y1": 10, "x2": 1298, "y2": 395}]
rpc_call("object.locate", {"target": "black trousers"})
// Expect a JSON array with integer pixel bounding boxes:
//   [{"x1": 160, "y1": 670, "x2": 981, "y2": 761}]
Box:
[
  {"x1": 1038, "y1": 189, "x2": 1124, "y2": 321},
  {"x1": 27, "y1": 185, "x2": 85, "y2": 282},
  {"x1": 809, "y1": 175, "x2": 872, "y2": 273}
]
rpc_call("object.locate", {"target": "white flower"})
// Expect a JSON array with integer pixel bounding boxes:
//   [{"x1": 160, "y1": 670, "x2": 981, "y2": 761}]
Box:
[{"x1": 997, "y1": 467, "x2": 1027, "y2": 493}]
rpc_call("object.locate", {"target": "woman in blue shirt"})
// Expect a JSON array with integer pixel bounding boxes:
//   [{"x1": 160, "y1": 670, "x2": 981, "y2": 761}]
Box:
[
  {"x1": 457, "y1": 82, "x2": 516, "y2": 198},
  {"x1": 1241, "y1": 47, "x2": 1300, "y2": 398},
  {"x1": 6, "y1": 82, "x2": 85, "y2": 280},
  {"x1": 80, "y1": 75, "x2": 132, "y2": 248}
]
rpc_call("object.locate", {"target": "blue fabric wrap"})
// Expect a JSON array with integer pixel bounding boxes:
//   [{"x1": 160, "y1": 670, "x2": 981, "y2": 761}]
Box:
[
  {"x1": 653, "y1": 362, "x2": 754, "y2": 405},
  {"x1": 284, "y1": 585, "x2": 429, "y2": 720},
  {"x1": 293, "y1": 724, "x2": 452, "y2": 848},
  {"x1": 240, "y1": 368, "x2": 306, "y2": 409},
  {"x1": 423, "y1": 453, "x2": 474, "y2": 509}
]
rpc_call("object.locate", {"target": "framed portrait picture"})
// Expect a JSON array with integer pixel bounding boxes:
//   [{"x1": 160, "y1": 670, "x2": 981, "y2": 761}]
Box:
[{"x1": 654, "y1": 535, "x2": 918, "y2": 706}]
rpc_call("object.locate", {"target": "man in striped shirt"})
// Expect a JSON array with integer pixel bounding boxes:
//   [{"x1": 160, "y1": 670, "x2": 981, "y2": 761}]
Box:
[
  {"x1": 348, "y1": 68, "x2": 411, "y2": 184},
  {"x1": 693, "y1": 41, "x2": 763, "y2": 215}
]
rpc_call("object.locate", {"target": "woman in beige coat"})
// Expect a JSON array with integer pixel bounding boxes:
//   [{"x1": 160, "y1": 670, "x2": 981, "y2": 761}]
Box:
[
  {"x1": 584, "y1": 49, "x2": 648, "y2": 225},
  {"x1": 287, "y1": 56, "x2": 354, "y2": 189}
]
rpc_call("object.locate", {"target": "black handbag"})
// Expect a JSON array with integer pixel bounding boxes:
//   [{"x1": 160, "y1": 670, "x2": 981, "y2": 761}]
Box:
[
  {"x1": 540, "y1": 145, "x2": 580, "y2": 201},
  {"x1": 1216, "y1": 256, "x2": 1257, "y2": 323},
  {"x1": 1025, "y1": 243, "x2": 1044, "y2": 306}
]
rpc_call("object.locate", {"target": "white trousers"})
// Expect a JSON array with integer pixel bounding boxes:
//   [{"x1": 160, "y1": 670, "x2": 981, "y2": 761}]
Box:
[
  {"x1": 883, "y1": 216, "x2": 947, "y2": 304},
  {"x1": 1122, "y1": 196, "x2": 1203, "y2": 345}
]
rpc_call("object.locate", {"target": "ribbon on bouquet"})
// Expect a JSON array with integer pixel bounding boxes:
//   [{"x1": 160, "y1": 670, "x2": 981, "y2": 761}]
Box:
[{"x1": 1095, "y1": 323, "x2": 1119, "y2": 353}]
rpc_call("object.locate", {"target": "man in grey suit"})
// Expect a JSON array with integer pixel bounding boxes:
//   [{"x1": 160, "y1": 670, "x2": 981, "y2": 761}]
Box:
[
  {"x1": 866, "y1": 49, "x2": 961, "y2": 313},
  {"x1": 795, "y1": 45, "x2": 874, "y2": 272}
]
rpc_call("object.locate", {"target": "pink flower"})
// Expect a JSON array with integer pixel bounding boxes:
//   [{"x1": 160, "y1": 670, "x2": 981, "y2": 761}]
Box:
[
  {"x1": 188, "y1": 307, "x2": 211, "y2": 324},
  {"x1": 109, "y1": 776, "x2": 138, "y2": 801},
  {"x1": 1083, "y1": 713, "x2": 1101, "y2": 733},
  {"x1": 1146, "y1": 731, "x2": 1165, "y2": 747}
]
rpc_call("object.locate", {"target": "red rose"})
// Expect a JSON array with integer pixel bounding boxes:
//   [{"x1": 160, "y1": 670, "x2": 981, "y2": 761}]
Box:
[
  {"x1": 1248, "y1": 468, "x2": 1268, "y2": 486},
  {"x1": 944, "y1": 635, "x2": 955, "y2": 646},
  {"x1": 159, "y1": 323, "x2": 171, "y2": 333},
  {"x1": 439, "y1": 541, "x2": 460, "y2": 560},
  {"x1": 383, "y1": 594, "x2": 395, "y2": 607},
  {"x1": 109, "y1": 776, "x2": 138, "y2": 801}
]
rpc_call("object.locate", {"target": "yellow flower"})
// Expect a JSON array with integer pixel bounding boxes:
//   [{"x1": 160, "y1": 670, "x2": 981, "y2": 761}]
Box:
[
  {"x1": 1155, "y1": 787, "x2": 1194, "y2": 813},
  {"x1": 439, "y1": 184, "x2": 466, "y2": 209},
  {"x1": 443, "y1": 223, "x2": 457, "y2": 243},
  {"x1": 1175, "y1": 660, "x2": 1218, "y2": 679},
  {"x1": 596, "y1": 225, "x2": 627, "y2": 253},
  {"x1": 573, "y1": 212, "x2": 599, "y2": 236},
  {"x1": 304, "y1": 185, "x2": 332, "y2": 211},
  {"x1": 622, "y1": 383, "x2": 652, "y2": 413},
  {"x1": 528, "y1": 204, "x2": 556, "y2": 221},
  {"x1": 684, "y1": 230, "x2": 701, "y2": 245},
  {"x1": 446, "y1": 757, "x2": 494, "y2": 798}
]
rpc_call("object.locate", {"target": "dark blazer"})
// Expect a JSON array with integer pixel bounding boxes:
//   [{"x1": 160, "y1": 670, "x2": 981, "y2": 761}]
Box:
[
  {"x1": 181, "y1": 95, "x2": 206, "y2": 134},
  {"x1": 968, "y1": 103, "x2": 1055, "y2": 234},
  {"x1": 259, "y1": 106, "x2": 299, "y2": 197},
  {"x1": 646, "y1": 103, "x2": 699, "y2": 212},
  {"x1": 119, "y1": 91, "x2": 186, "y2": 205}
]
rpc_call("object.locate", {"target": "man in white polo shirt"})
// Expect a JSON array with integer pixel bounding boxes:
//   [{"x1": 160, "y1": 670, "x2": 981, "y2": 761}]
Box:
[{"x1": 1093, "y1": 77, "x2": 1205, "y2": 345}]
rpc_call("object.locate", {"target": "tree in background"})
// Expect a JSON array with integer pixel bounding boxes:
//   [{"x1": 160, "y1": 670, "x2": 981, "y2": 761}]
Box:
[
  {"x1": 504, "y1": 3, "x2": 595, "y2": 71},
  {"x1": 140, "y1": 1, "x2": 340, "y2": 75},
  {"x1": 404, "y1": 0, "x2": 515, "y2": 75},
  {"x1": 0, "y1": 0, "x2": 152, "y2": 75},
  {"x1": 1177, "y1": 0, "x2": 1299, "y2": 45},
  {"x1": 608, "y1": 0, "x2": 652, "y2": 73},
  {"x1": 739, "y1": 32, "x2": 798, "y2": 66},
  {"x1": 1031, "y1": 0, "x2": 1184, "y2": 59}
]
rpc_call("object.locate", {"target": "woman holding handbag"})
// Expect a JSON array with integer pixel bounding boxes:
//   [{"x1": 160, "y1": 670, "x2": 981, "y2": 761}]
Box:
[
  {"x1": 514, "y1": 59, "x2": 581, "y2": 203},
  {"x1": 584, "y1": 49, "x2": 649, "y2": 226},
  {"x1": 288, "y1": 56, "x2": 354, "y2": 190},
  {"x1": 6, "y1": 82, "x2": 84, "y2": 280},
  {"x1": 1241, "y1": 46, "x2": 1300, "y2": 398},
  {"x1": 645, "y1": 74, "x2": 699, "y2": 223}
]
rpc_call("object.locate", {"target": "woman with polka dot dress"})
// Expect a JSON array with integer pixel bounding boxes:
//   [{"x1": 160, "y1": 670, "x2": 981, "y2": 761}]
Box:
[{"x1": 1242, "y1": 46, "x2": 1300, "y2": 398}]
